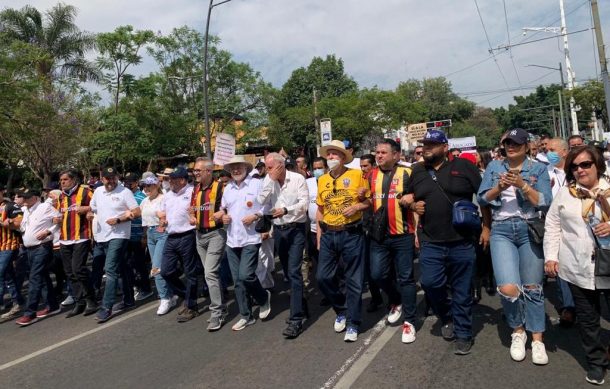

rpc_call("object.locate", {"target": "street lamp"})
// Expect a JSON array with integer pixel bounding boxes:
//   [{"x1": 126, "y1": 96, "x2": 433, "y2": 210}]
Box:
[
  {"x1": 203, "y1": 0, "x2": 233, "y2": 158},
  {"x1": 525, "y1": 63, "x2": 569, "y2": 138}
]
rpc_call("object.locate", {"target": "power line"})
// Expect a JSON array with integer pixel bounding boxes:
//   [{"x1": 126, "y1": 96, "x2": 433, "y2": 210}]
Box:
[
  {"x1": 503, "y1": 0, "x2": 523, "y2": 89},
  {"x1": 491, "y1": 28, "x2": 591, "y2": 52},
  {"x1": 473, "y1": 0, "x2": 510, "y2": 88}
]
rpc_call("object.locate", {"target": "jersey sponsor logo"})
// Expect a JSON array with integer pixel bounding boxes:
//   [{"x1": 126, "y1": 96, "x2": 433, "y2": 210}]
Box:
[{"x1": 342, "y1": 178, "x2": 351, "y2": 187}]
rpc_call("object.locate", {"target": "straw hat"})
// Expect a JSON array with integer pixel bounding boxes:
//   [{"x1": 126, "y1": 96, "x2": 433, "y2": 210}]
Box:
[
  {"x1": 156, "y1": 167, "x2": 174, "y2": 178},
  {"x1": 319, "y1": 140, "x2": 354, "y2": 164},
  {"x1": 223, "y1": 155, "x2": 253, "y2": 173}
]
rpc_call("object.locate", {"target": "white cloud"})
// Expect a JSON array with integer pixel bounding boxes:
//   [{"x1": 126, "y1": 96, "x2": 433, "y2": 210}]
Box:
[{"x1": 8, "y1": 0, "x2": 610, "y2": 109}]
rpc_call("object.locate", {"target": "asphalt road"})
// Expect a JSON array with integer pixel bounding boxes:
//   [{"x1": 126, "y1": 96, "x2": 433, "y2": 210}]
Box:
[{"x1": 0, "y1": 273, "x2": 604, "y2": 389}]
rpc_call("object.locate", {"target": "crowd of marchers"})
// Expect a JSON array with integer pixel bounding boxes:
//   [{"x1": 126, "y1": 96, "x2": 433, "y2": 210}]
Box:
[{"x1": 2, "y1": 129, "x2": 610, "y2": 385}]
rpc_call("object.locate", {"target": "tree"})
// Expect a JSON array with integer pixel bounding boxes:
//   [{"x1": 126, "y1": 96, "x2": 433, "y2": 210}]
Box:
[
  {"x1": 494, "y1": 84, "x2": 563, "y2": 136},
  {"x1": 0, "y1": 3, "x2": 98, "y2": 83},
  {"x1": 96, "y1": 25, "x2": 155, "y2": 113},
  {"x1": 569, "y1": 80, "x2": 607, "y2": 129}
]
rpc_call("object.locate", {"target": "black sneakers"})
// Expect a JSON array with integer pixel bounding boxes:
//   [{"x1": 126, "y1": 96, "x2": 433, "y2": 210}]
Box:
[
  {"x1": 454, "y1": 338, "x2": 473, "y2": 355},
  {"x1": 586, "y1": 367, "x2": 606, "y2": 385},
  {"x1": 282, "y1": 321, "x2": 303, "y2": 339}
]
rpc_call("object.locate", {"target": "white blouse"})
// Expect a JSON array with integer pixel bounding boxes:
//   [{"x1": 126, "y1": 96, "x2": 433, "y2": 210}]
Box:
[
  {"x1": 141, "y1": 194, "x2": 164, "y2": 227},
  {"x1": 544, "y1": 180, "x2": 610, "y2": 290}
]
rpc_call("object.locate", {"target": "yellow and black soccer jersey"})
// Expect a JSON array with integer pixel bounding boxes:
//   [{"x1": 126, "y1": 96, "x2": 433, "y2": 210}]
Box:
[
  {"x1": 56, "y1": 186, "x2": 93, "y2": 241},
  {"x1": 190, "y1": 180, "x2": 223, "y2": 230},
  {"x1": 316, "y1": 168, "x2": 369, "y2": 226},
  {"x1": 369, "y1": 166, "x2": 415, "y2": 235},
  {"x1": 0, "y1": 201, "x2": 22, "y2": 251}
]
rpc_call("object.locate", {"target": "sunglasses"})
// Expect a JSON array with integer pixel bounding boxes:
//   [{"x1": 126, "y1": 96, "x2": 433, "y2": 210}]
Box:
[
  {"x1": 414, "y1": 151, "x2": 423, "y2": 155},
  {"x1": 570, "y1": 161, "x2": 595, "y2": 171}
]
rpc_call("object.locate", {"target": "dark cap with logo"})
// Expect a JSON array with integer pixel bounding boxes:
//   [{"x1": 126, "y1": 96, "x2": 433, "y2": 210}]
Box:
[
  {"x1": 20, "y1": 188, "x2": 41, "y2": 199},
  {"x1": 123, "y1": 172, "x2": 139, "y2": 183},
  {"x1": 102, "y1": 167, "x2": 118, "y2": 178},
  {"x1": 422, "y1": 129, "x2": 448, "y2": 144},
  {"x1": 502, "y1": 128, "x2": 529, "y2": 145},
  {"x1": 169, "y1": 166, "x2": 189, "y2": 179}
]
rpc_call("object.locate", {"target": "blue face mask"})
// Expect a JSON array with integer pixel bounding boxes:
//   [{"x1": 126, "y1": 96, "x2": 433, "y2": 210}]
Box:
[
  {"x1": 313, "y1": 169, "x2": 325, "y2": 179},
  {"x1": 546, "y1": 151, "x2": 561, "y2": 166}
]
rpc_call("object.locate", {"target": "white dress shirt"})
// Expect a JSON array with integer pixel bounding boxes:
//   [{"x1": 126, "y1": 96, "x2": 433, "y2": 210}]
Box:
[
  {"x1": 141, "y1": 194, "x2": 164, "y2": 227},
  {"x1": 548, "y1": 166, "x2": 567, "y2": 198},
  {"x1": 222, "y1": 176, "x2": 267, "y2": 248},
  {"x1": 160, "y1": 185, "x2": 195, "y2": 234},
  {"x1": 90, "y1": 185, "x2": 138, "y2": 243},
  {"x1": 544, "y1": 180, "x2": 610, "y2": 290},
  {"x1": 20, "y1": 200, "x2": 60, "y2": 248},
  {"x1": 258, "y1": 171, "x2": 308, "y2": 225},
  {"x1": 306, "y1": 177, "x2": 318, "y2": 233}
]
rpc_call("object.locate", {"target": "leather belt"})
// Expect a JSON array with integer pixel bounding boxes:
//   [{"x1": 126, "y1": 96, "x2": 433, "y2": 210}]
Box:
[
  {"x1": 321, "y1": 222, "x2": 363, "y2": 233},
  {"x1": 274, "y1": 222, "x2": 306, "y2": 231}
]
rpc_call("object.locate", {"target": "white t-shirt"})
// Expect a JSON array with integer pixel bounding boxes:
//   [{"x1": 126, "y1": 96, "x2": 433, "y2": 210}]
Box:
[
  {"x1": 141, "y1": 194, "x2": 164, "y2": 227},
  {"x1": 306, "y1": 177, "x2": 318, "y2": 233},
  {"x1": 345, "y1": 157, "x2": 361, "y2": 170},
  {"x1": 90, "y1": 185, "x2": 138, "y2": 242},
  {"x1": 494, "y1": 186, "x2": 535, "y2": 220}
]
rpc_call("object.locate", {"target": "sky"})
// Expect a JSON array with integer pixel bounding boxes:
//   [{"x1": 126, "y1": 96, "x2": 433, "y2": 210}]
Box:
[{"x1": 10, "y1": 0, "x2": 610, "y2": 108}]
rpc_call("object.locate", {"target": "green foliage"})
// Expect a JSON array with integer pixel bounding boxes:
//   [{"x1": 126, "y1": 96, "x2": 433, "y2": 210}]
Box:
[
  {"x1": 0, "y1": 3, "x2": 98, "y2": 82},
  {"x1": 569, "y1": 80, "x2": 607, "y2": 128}
]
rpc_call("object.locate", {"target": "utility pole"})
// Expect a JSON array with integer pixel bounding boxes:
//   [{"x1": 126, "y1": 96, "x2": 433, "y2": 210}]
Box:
[
  {"x1": 313, "y1": 88, "x2": 321, "y2": 155},
  {"x1": 559, "y1": 0, "x2": 579, "y2": 134},
  {"x1": 591, "y1": 0, "x2": 610, "y2": 132}
]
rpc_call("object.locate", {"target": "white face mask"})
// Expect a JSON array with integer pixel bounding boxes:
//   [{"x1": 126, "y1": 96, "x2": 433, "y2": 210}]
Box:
[
  {"x1": 604, "y1": 151, "x2": 610, "y2": 161},
  {"x1": 327, "y1": 159, "x2": 341, "y2": 171}
]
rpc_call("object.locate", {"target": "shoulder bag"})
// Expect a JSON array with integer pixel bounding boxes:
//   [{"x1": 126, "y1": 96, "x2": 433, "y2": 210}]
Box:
[{"x1": 427, "y1": 168, "x2": 481, "y2": 230}]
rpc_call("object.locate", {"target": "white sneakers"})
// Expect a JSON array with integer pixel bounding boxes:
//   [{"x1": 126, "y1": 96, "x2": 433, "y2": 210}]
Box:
[
  {"x1": 387, "y1": 304, "x2": 402, "y2": 324},
  {"x1": 510, "y1": 332, "x2": 527, "y2": 361},
  {"x1": 510, "y1": 331, "x2": 548, "y2": 365},
  {"x1": 259, "y1": 290, "x2": 272, "y2": 320},
  {"x1": 334, "y1": 315, "x2": 347, "y2": 333},
  {"x1": 531, "y1": 340, "x2": 549, "y2": 365},
  {"x1": 232, "y1": 317, "x2": 256, "y2": 331},
  {"x1": 157, "y1": 295, "x2": 179, "y2": 316},
  {"x1": 401, "y1": 321, "x2": 416, "y2": 344}
]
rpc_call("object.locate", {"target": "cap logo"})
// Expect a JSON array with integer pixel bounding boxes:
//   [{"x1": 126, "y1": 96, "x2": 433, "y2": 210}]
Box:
[
  {"x1": 425, "y1": 133, "x2": 432, "y2": 139},
  {"x1": 108, "y1": 168, "x2": 113, "y2": 173},
  {"x1": 510, "y1": 130, "x2": 517, "y2": 136}
]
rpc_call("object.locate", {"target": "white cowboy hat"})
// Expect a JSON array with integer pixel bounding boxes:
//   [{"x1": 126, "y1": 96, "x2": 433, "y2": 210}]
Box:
[
  {"x1": 156, "y1": 167, "x2": 175, "y2": 178},
  {"x1": 319, "y1": 140, "x2": 354, "y2": 164},
  {"x1": 223, "y1": 155, "x2": 253, "y2": 173}
]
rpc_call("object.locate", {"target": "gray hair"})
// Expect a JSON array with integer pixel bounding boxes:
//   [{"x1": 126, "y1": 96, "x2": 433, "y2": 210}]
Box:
[
  {"x1": 195, "y1": 157, "x2": 214, "y2": 168},
  {"x1": 550, "y1": 137, "x2": 568, "y2": 151},
  {"x1": 265, "y1": 152, "x2": 285, "y2": 164}
]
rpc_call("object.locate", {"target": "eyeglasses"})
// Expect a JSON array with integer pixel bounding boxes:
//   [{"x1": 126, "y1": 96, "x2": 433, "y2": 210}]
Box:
[{"x1": 570, "y1": 161, "x2": 595, "y2": 171}]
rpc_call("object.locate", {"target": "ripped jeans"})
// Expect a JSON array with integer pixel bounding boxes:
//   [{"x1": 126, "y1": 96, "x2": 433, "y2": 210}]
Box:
[{"x1": 490, "y1": 217, "x2": 545, "y2": 333}]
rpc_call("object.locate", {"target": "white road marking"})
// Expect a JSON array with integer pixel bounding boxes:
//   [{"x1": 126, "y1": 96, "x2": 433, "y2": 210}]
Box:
[
  {"x1": 0, "y1": 303, "x2": 157, "y2": 372},
  {"x1": 320, "y1": 318, "x2": 397, "y2": 389}
]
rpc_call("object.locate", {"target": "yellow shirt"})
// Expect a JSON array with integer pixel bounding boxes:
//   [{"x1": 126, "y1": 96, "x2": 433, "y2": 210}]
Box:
[{"x1": 316, "y1": 168, "x2": 369, "y2": 226}]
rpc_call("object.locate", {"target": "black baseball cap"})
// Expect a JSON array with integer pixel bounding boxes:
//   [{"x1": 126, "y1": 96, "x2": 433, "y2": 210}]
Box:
[
  {"x1": 169, "y1": 167, "x2": 189, "y2": 179},
  {"x1": 20, "y1": 188, "x2": 41, "y2": 199},
  {"x1": 503, "y1": 128, "x2": 529, "y2": 145},
  {"x1": 102, "y1": 167, "x2": 118, "y2": 178},
  {"x1": 123, "y1": 172, "x2": 139, "y2": 183}
]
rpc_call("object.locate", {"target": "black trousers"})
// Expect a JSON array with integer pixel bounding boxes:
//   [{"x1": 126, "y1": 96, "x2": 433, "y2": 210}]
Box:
[
  {"x1": 569, "y1": 282, "x2": 610, "y2": 371},
  {"x1": 60, "y1": 241, "x2": 94, "y2": 302}
]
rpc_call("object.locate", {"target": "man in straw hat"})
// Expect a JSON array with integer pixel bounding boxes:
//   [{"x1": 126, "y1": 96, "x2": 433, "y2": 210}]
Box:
[
  {"x1": 220, "y1": 155, "x2": 272, "y2": 331},
  {"x1": 316, "y1": 140, "x2": 370, "y2": 342}
]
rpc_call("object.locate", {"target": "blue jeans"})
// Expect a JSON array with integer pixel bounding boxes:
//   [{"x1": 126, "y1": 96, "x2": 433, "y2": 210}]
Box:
[
  {"x1": 275, "y1": 224, "x2": 306, "y2": 322},
  {"x1": 147, "y1": 227, "x2": 170, "y2": 300},
  {"x1": 419, "y1": 240, "x2": 475, "y2": 340},
  {"x1": 226, "y1": 244, "x2": 267, "y2": 320},
  {"x1": 24, "y1": 242, "x2": 59, "y2": 317},
  {"x1": 316, "y1": 230, "x2": 364, "y2": 330},
  {"x1": 161, "y1": 231, "x2": 198, "y2": 310},
  {"x1": 0, "y1": 249, "x2": 23, "y2": 307},
  {"x1": 556, "y1": 276, "x2": 575, "y2": 312},
  {"x1": 96, "y1": 239, "x2": 132, "y2": 310},
  {"x1": 490, "y1": 218, "x2": 545, "y2": 333},
  {"x1": 370, "y1": 234, "x2": 417, "y2": 323}
]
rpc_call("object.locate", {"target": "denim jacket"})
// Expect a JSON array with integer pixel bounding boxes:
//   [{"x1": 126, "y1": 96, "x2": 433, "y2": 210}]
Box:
[{"x1": 477, "y1": 158, "x2": 552, "y2": 214}]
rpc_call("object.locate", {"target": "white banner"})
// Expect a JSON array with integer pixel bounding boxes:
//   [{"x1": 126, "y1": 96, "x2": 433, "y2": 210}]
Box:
[
  {"x1": 213, "y1": 133, "x2": 236, "y2": 166},
  {"x1": 448, "y1": 136, "x2": 477, "y2": 150},
  {"x1": 320, "y1": 119, "x2": 332, "y2": 146}
]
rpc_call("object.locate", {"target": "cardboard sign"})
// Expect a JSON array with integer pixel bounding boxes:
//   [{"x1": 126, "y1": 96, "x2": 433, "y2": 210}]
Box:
[
  {"x1": 320, "y1": 119, "x2": 332, "y2": 146},
  {"x1": 449, "y1": 136, "x2": 477, "y2": 151},
  {"x1": 213, "y1": 133, "x2": 236, "y2": 165},
  {"x1": 407, "y1": 123, "x2": 427, "y2": 142}
]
